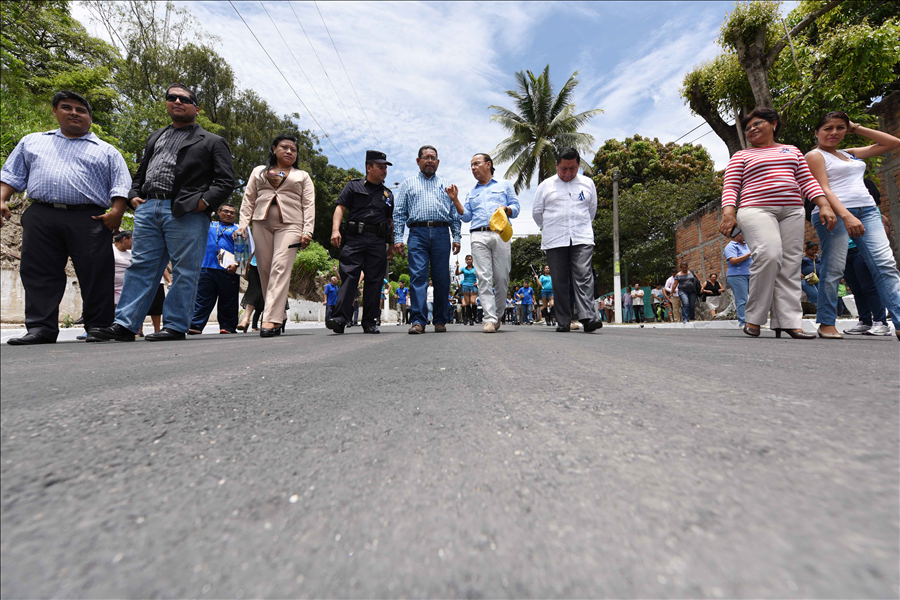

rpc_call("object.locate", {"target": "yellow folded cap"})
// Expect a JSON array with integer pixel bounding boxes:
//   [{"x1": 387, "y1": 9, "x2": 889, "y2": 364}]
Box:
[{"x1": 489, "y1": 207, "x2": 513, "y2": 242}]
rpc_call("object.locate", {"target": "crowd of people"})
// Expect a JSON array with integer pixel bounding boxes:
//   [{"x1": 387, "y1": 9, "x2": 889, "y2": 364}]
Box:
[{"x1": 1, "y1": 87, "x2": 897, "y2": 344}]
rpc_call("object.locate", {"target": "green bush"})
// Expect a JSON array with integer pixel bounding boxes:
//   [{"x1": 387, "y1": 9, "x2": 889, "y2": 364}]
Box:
[
  {"x1": 293, "y1": 241, "x2": 337, "y2": 277},
  {"x1": 399, "y1": 274, "x2": 410, "y2": 286}
]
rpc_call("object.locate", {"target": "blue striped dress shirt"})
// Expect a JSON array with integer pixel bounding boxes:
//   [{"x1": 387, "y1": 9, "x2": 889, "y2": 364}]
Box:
[
  {"x1": 393, "y1": 172, "x2": 462, "y2": 243},
  {"x1": 0, "y1": 129, "x2": 131, "y2": 207}
]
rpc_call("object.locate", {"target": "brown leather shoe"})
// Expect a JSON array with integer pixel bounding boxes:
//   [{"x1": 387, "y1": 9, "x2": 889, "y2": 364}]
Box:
[
  {"x1": 408, "y1": 323, "x2": 425, "y2": 334},
  {"x1": 433, "y1": 324, "x2": 447, "y2": 333}
]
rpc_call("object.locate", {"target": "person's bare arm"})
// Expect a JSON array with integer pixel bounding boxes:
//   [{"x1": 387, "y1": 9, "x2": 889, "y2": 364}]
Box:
[
  {"x1": 845, "y1": 123, "x2": 900, "y2": 160},
  {"x1": 331, "y1": 205, "x2": 346, "y2": 247},
  {"x1": 805, "y1": 151, "x2": 863, "y2": 236},
  {"x1": 0, "y1": 182, "x2": 16, "y2": 225}
]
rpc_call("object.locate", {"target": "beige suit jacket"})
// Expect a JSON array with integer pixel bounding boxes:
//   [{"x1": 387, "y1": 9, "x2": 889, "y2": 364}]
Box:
[{"x1": 240, "y1": 165, "x2": 315, "y2": 232}]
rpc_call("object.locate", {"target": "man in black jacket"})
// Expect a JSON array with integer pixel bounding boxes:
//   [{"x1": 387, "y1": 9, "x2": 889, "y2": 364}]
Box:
[{"x1": 94, "y1": 83, "x2": 235, "y2": 342}]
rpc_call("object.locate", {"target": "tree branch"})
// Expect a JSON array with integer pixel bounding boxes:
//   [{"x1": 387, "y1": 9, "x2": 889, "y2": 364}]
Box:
[{"x1": 766, "y1": 0, "x2": 844, "y2": 68}]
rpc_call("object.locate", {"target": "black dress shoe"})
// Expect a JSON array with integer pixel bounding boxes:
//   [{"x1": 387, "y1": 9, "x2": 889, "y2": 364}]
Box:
[
  {"x1": 145, "y1": 328, "x2": 186, "y2": 341},
  {"x1": 362, "y1": 325, "x2": 380, "y2": 334},
  {"x1": 581, "y1": 319, "x2": 603, "y2": 333},
  {"x1": 84, "y1": 330, "x2": 110, "y2": 342},
  {"x1": 326, "y1": 318, "x2": 346, "y2": 333},
  {"x1": 7, "y1": 332, "x2": 54, "y2": 346},
  {"x1": 555, "y1": 325, "x2": 571, "y2": 332},
  {"x1": 260, "y1": 327, "x2": 280, "y2": 338},
  {"x1": 90, "y1": 324, "x2": 136, "y2": 342}
]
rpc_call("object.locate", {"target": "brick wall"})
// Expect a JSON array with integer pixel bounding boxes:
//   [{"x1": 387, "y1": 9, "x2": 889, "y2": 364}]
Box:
[{"x1": 675, "y1": 91, "x2": 900, "y2": 286}]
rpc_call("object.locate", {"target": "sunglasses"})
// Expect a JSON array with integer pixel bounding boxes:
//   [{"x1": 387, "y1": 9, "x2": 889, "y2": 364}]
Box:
[{"x1": 166, "y1": 93, "x2": 196, "y2": 105}]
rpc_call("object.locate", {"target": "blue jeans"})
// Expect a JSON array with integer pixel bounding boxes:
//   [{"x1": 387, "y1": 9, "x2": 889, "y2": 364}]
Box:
[
  {"x1": 843, "y1": 247, "x2": 886, "y2": 325},
  {"x1": 814, "y1": 205, "x2": 900, "y2": 326},
  {"x1": 115, "y1": 199, "x2": 209, "y2": 333},
  {"x1": 623, "y1": 305, "x2": 633, "y2": 322},
  {"x1": 426, "y1": 301, "x2": 433, "y2": 323},
  {"x1": 407, "y1": 227, "x2": 450, "y2": 326},
  {"x1": 801, "y1": 280, "x2": 818, "y2": 306},
  {"x1": 523, "y1": 303, "x2": 533, "y2": 323},
  {"x1": 728, "y1": 275, "x2": 750, "y2": 326},
  {"x1": 678, "y1": 291, "x2": 696, "y2": 322}
]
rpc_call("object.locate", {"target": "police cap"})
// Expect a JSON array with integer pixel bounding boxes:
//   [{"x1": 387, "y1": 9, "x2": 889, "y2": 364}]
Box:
[{"x1": 365, "y1": 150, "x2": 392, "y2": 166}]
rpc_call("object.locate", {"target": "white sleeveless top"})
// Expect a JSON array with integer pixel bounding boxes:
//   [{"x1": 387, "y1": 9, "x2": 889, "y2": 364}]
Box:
[{"x1": 810, "y1": 148, "x2": 874, "y2": 218}]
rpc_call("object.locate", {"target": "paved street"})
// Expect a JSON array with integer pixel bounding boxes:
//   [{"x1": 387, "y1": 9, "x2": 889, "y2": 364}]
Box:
[{"x1": 2, "y1": 325, "x2": 898, "y2": 598}]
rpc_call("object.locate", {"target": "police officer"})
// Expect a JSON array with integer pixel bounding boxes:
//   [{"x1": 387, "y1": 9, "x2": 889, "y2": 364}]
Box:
[{"x1": 326, "y1": 151, "x2": 394, "y2": 334}]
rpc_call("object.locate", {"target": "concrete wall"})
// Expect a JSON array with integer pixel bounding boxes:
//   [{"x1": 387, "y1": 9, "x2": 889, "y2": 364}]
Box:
[
  {"x1": 1, "y1": 270, "x2": 82, "y2": 323},
  {"x1": 675, "y1": 91, "x2": 900, "y2": 287}
]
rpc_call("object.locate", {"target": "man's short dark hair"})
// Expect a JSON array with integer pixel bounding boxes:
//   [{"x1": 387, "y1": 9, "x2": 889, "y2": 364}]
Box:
[
  {"x1": 473, "y1": 153, "x2": 495, "y2": 175},
  {"x1": 165, "y1": 83, "x2": 198, "y2": 105},
  {"x1": 218, "y1": 203, "x2": 236, "y2": 211},
  {"x1": 556, "y1": 147, "x2": 580, "y2": 164},
  {"x1": 418, "y1": 145, "x2": 438, "y2": 159},
  {"x1": 52, "y1": 91, "x2": 93, "y2": 118}
]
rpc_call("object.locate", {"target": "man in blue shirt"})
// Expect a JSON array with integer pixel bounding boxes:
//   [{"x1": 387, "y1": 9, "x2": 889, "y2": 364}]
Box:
[
  {"x1": 323, "y1": 276, "x2": 339, "y2": 324},
  {"x1": 394, "y1": 280, "x2": 409, "y2": 324},
  {"x1": 447, "y1": 153, "x2": 519, "y2": 333},
  {"x1": 393, "y1": 146, "x2": 461, "y2": 334},
  {"x1": 189, "y1": 203, "x2": 240, "y2": 334},
  {"x1": 518, "y1": 280, "x2": 536, "y2": 324},
  {"x1": 1, "y1": 91, "x2": 132, "y2": 345},
  {"x1": 724, "y1": 231, "x2": 753, "y2": 327}
]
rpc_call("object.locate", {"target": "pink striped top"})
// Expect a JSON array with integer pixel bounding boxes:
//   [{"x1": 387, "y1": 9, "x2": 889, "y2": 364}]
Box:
[{"x1": 722, "y1": 144, "x2": 824, "y2": 209}]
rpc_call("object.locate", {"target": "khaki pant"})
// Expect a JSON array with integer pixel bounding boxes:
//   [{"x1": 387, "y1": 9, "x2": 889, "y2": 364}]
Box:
[
  {"x1": 252, "y1": 205, "x2": 302, "y2": 324},
  {"x1": 737, "y1": 205, "x2": 805, "y2": 329},
  {"x1": 669, "y1": 293, "x2": 681, "y2": 322}
]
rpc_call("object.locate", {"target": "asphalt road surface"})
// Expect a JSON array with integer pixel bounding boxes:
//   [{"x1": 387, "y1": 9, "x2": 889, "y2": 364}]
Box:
[{"x1": 2, "y1": 325, "x2": 898, "y2": 598}]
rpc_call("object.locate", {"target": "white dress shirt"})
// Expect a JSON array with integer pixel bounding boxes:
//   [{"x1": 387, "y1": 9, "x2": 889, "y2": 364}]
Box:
[{"x1": 532, "y1": 173, "x2": 598, "y2": 250}]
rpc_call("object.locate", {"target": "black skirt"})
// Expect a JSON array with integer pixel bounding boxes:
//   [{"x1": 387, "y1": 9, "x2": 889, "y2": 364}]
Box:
[
  {"x1": 241, "y1": 264, "x2": 264, "y2": 308},
  {"x1": 148, "y1": 284, "x2": 165, "y2": 316}
]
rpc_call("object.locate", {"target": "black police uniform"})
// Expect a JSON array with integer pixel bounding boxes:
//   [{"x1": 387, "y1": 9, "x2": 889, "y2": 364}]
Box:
[{"x1": 331, "y1": 178, "x2": 393, "y2": 329}]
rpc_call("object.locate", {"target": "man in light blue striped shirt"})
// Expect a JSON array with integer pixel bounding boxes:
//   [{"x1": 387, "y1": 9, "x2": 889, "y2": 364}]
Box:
[
  {"x1": 393, "y1": 145, "x2": 461, "y2": 333},
  {"x1": 1, "y1": 91, "x2": 131, "y2": 345}
]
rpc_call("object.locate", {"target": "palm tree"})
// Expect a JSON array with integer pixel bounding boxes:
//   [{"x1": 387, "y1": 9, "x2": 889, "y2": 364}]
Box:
[{"x1": 490, "y1": 65, "x2": 602, "y2": 193}]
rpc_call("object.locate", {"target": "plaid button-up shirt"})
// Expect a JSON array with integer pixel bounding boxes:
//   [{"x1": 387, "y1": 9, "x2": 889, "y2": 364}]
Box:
[{"x1": 393, "y1": 171, "x2": 461, "y2": 243}]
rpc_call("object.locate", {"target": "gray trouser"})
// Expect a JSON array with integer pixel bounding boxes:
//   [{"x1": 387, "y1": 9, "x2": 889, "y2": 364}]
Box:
[
  {"x1": 546, "y1": 243, "x2": 598, "y2": 327},
  {"x1": 471, "y1": 230, "x2": 511, "y2": 324}
]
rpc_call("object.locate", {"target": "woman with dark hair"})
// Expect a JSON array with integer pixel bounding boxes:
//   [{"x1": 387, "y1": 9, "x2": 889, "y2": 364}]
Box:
[
  {"x1": 237, "y1": 134, "x2": 315, "y2": 337},
  {"x1": 805, "y1": 111, "x2": 900, "y2": 340},
  {"x1": 719, "y1": 107, "x2": 833, "y2": 339},
  {"x1": 455, "y1": 255, "x2": 477, "y2": 325}
]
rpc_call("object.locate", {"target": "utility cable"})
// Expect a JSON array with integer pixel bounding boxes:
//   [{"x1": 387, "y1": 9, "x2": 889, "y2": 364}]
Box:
[
  {"x1": 314, "y1": 1, "x2": 382, "y2": 148},
  {"x1": 290, "y1": 2, "x2": 370, "y2": 154},
  {"x1": 228, "y1": 0, "x2": 352, "y2": 169},
  {"x1": 671, "y1": 122, "x2": 708, "y2": 143},
  {"x1": 259, "y1": 1, "x2": 363, "y2": 168}
]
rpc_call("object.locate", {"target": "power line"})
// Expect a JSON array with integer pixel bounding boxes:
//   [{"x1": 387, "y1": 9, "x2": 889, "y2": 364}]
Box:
[
  {"x1": 228, "y1": 0, "x2": 352, "y2": 169},
  {"x1": 258, "y1": 1, "x2": 363, "y2": 168},
  {"x1": 672, "y1": 122, "x2": 708, "y2": 143},
  {"x1": 313, "y1": 1, "x2": 382, "y2": 148},
  {"x1": 289, "y1": 2, "x2": 370, "y2": 154},
  {"x1": 687, "y1": 129, "x2": 715, "y2": 145}
]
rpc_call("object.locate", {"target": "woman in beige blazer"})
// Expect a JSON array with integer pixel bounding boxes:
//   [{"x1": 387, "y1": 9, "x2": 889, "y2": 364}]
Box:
[{"x1": 237, "y1": 134, "x2": 315, "y2": 337}]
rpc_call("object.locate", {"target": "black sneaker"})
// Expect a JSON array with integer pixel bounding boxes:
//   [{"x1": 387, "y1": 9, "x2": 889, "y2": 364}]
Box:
[{"x1": 581, "y1": 319, "x2": 603, "y2": 333}]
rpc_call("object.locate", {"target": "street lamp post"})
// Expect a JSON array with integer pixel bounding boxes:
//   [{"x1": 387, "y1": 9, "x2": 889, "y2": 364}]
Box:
[{"x1": 612, "y1": 169, "x2": 623, "y2": 324}]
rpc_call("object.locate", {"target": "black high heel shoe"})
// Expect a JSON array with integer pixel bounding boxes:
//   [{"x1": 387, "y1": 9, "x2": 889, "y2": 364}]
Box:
[
  {"x1": 281, "y1": 319, "x2": 287, "y2": 334},
  {"x1": 773, "y1": 328, "x2": 815, "y2": 339}
]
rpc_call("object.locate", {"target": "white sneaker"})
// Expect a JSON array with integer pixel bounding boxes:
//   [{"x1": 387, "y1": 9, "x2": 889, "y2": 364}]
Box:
[
  {"x1": 843, "y1": 321, "x2": 871, "y2": 335},
  {"x1": 482, "y1": 321, "x2": 496, "y2": 333},
  {"x1": 864, "y1": 323, "x2": 892, "y2": 336}
]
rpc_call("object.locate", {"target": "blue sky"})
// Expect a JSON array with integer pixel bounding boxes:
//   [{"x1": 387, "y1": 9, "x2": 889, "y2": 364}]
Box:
[{"x1": 74, "y1": 1, "x2": 787, "y2": 267}]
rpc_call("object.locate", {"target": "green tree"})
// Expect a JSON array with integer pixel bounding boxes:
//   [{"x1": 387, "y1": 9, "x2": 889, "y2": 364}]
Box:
[
  {"x1": 591, "y1": 134, "x2": 715, "y2": 204},
  {"x1": 682, "y1": 0, "x2": 900, "y2": 156},
  {"x1": 509, "y1": 235, "x2": 545, "y2": 286},
  {"x1": 490, "y1": 65, "x2": 602, "y2": 193}
]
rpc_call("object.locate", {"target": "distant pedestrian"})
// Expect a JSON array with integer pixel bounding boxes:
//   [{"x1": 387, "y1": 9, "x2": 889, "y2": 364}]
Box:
[
  {"x1": 455, "y1": 255, "x2": 478, "y2": 326},
  {"x1": 395, "y1": 280, "x2": 410, "y2": 324},
  {"x1": 94, "y1": 83, "x2": 235, "y2": 343},
  {"x1": 622, "y1": 287, "x2": 633, "y2": 322},
  {"x1": 674, "y1": 263, "x2": 700, "y2": 323},
  {"x1": 393, "y1": 145, "x2": 462, "y2": 334},
  {"x1": 189, "y1": 203, "x2": 240, "y2": 334},
  {"x1": 324, "y1": 276, "x2": 339, "y2": 324},
  {"x1": 724, "y1": 232, "x2": 753, "y2": 327},
  {"x1": 801, "y1": 241, "x2": 821, "y2": 306},
  {"x1": 1, "y1": 91, "x2": 131, "y2": 345},
  {"x1": 518, "y1": 280, "x2": 535, "y2": 324},
  {"x1": 426, "y1": 280, "x2": 434, "y2": 324},
  {"x1": 699, "y1": 274, "x2": 722, "y2": 317},
  {"x1": 536, "y1": 266, "x2": 555, "y2": 327},
  {"x1": 664, "y1": 269, "x2": 680, "y2": 323},
  {"x1": 651, "y1": 285, "x2": 664, "y2": 321},
  {"x1": 630, "y1": 284, "x2": 644, "y2": 323},
  {"x1": 532, "y1": 148, "x2": 602, "y2": 333}
]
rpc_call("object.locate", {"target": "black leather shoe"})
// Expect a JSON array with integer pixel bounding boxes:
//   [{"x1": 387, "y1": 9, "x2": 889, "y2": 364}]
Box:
[
  {"x1": 90, "y1": 323, "x2": 136, "y2": 342},
  {"x1": 145, "y1": 327, "x2": 186, "y2": 341},
  {"x1": 7, "y1": 332, "x2": 54, "y2": 346},
  {"x1": 362, "y1": 325, "x2": 380, "y2": 334},
  {"x1": 84, "y1": 329, "x2": 110, "y2": 342},
  {"x1": 555, "y1": 325, "x2": 571, "y2": 332},
  {"x1": 581, "y1": 319, "x2": 603, "y2": 333},
  {"x1": 326, "y1": 318, "x2": 346, "y2": 333},
  {"x1": 260, "y1": 327, "x2": 279, "y2": 338}
]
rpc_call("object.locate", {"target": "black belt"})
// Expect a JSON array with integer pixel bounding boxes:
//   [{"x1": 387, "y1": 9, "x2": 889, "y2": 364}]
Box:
[
  {"x1": 34, "y1": 201, "x2": 101, "y2": 211},
  {"x1": 145, "y1": 191, "x2": 171, "y2": 200},
  {"x1": 470, "y1": 226, "x2": 492, "y2": 233},
  {"x1": 345, "y1": 221, "x2": 387, "y2": 235},
  {"x1": 408, "y1": 221, "x2": 450, "y2": 228}
]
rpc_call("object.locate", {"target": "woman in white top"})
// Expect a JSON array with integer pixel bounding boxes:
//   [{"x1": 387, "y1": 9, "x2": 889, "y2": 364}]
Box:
[{"x1": 805, "y1": 111, "x2": 900, "y2": 340}]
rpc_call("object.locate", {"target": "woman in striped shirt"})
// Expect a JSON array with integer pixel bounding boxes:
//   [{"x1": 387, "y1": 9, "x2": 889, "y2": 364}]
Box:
[{"x1": 718, "y1": 108, "x2": 834, "y2": 339}]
